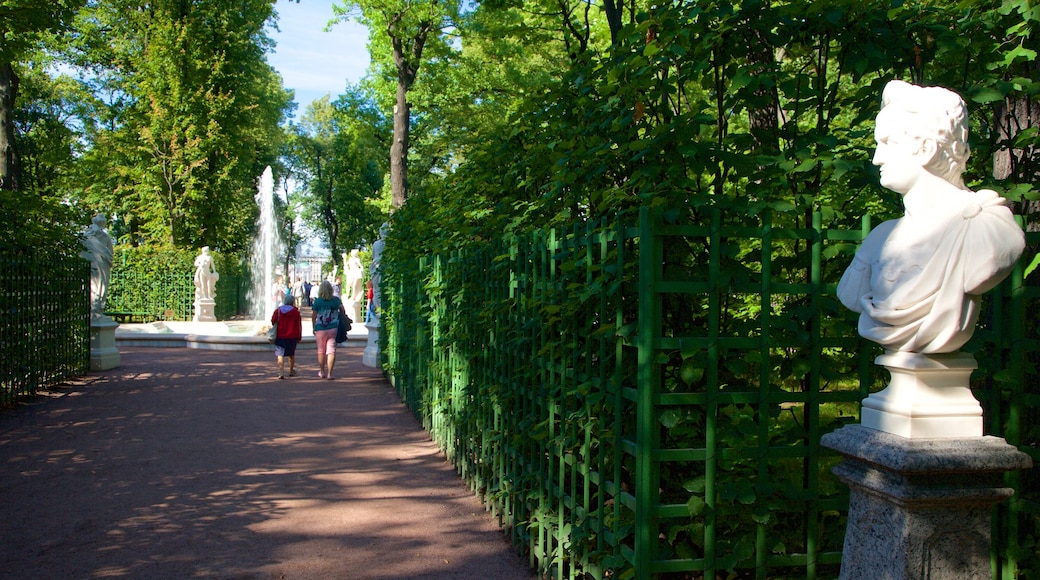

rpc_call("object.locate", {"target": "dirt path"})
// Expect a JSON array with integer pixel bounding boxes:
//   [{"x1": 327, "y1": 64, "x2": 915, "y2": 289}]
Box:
[{"x1": 0, "y1": 347, "x2": 534, "y2": 579}]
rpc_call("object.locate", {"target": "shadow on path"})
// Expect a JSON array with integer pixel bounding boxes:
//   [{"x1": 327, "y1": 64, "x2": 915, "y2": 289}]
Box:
[{"x1": 0, "y1": 348, "x2": 534, "y2": 579}]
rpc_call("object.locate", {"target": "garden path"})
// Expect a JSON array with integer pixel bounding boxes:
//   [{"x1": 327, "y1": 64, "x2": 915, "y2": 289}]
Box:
[{"x1": 0, "y1": 347, "x2": 534, "y2": 579}]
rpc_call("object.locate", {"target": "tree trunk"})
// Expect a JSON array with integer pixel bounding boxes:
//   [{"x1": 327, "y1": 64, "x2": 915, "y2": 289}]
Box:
[
  {"x1": 388, "y1": 20, "x2": 433, "y2": 209},
  {"x1": 0, "y1": 61, "x2": 20, "y2": 192},
  {"x1": 744, "y1": 27, "x2": 779, "y2": 156},
  {"x1": 994, "y1": 95, "x2": 1040, "y2": 230},
  {"x1": 390, "y1": 82, "x2": 409, "y2": 209}
]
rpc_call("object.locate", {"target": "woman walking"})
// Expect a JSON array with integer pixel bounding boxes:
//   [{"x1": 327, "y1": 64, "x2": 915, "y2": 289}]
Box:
[
  {"x1": 271, "y1": 293, "x2": 303, "y2": 379},
  {"x1": 312, "y1": 280, "x2": 345, "y2": 379}
]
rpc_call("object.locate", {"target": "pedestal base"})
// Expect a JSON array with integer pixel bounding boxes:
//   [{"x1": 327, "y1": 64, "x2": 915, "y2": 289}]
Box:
[
  {"x1": 346, "y1": 299, "x2": 362, "y2": 327},
  {"x1": 822, "y1": 425, "x2": 1031, "y2": 580},
  {"x1": 193, "y1": 299, "x2": 216, "y2": 322},
  {"x1": 362, "y1": 318, "x2": 380, "y2": 368},
  {"x1": 862, "y1": 351, "x2": 982, "y2": 438},
  {"x1": 90, "y1": 317, "x2": 121, "y2": 371}
]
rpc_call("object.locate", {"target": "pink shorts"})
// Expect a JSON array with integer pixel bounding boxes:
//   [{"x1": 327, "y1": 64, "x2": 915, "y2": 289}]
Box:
[{"x1": 314, "y1": 329, "x2": 338, "y2": 355}]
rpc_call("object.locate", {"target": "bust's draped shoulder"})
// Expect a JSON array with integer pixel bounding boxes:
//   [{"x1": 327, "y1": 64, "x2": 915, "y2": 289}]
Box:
[
  {"x1": 836, "y1": 190, "x2": 1023, "y2": 353},
  {"x1": 960, "y1": 190, "x2": 1023, "y2": 295}
]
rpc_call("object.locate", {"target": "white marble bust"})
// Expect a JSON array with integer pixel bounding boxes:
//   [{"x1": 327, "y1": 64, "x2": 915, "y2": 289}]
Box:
[{"x1": 837, "y1": 80, "x2": 1025, "y2": 354}]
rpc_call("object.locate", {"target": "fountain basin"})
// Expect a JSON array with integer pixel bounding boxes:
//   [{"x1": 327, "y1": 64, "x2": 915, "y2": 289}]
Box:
[{"x1": 115, "y1": 320, "x2": 368, "y2": 351}]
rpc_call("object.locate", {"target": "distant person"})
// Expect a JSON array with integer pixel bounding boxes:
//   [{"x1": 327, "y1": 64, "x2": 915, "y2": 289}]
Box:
[
  {"x1": 308, "y1": 279, "x2": 319, "y2": 305},
  {"x1": 292, "y1": 277, "x2": 305, "y2": 307},
  {"x1": 332, "y1": 275, "x2": 342, "y2": 298},
  {"x1": 271, "y1": 293, "x2": 302, "y2": 379},
  {"x1": 272, "y1": 275, "x2": 286, "y2": 311},
  {"x1": 302, "y1": 279, "x2": 313, "y2": 307},
  {"x1": 365, "y1": 279, "x2": 375, "y2": 322},
  {"x1": 311, "y1": 280, "x2": 345, "y2": 380}
]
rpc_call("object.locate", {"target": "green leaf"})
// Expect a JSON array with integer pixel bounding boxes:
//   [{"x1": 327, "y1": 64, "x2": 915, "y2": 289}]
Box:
[
  {"x1": 1024, "y1": 253, "x2": 1040, "y2": 278},
  {"x1": 686, "y1": 495, "x2": 706, "y2": 516},
  {"x1": 970, "y1": 87, "x2": 1006, "y2": 103},
  {"x1": 680, "y1": 359, "x2": 705, "y2": 385}
]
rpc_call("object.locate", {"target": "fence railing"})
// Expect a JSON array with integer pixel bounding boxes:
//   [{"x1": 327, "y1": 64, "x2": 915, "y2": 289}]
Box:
[
  {"x1": 0, "y1": 252, "x2": 90, "y2": 406},
  {"x1": 106, "y1": 270, "x2": 250, "y2": 321},
  {"x1": 384, "y1": 206, "x2": 1040, "y2": 578}
]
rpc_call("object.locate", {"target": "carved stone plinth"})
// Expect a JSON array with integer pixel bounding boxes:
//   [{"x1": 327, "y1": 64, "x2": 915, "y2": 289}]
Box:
[
  {"x1": 362, "y1": 317, "x2": 380, "y2": 368},
  {"x1": 90, "y1": 316, "x2": 121, "y2": 371},
  {"x1": 822, "y1": 425, "x2": 1031, "y2": 580},
  {"x1": 193, "y1": 299, "x2": 216, "y2": 322},
  {"x1": 863, "y1": 351, "x2": 982, "y2": 438}
]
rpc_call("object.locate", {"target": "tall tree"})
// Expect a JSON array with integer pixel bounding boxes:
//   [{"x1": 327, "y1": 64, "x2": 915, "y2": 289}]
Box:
[
  {"x1": 286, "y1": 91, "x2": 389, "y2": 260},
  {"x1": 0, "y1": 0, "x2": 85, "y2": 191},
  {"x1": 333, "y1": 0, "x2": 457, "y2": 209},
  {"x1": 71, "y1": 0, "x2": 291, "y2": 251}
]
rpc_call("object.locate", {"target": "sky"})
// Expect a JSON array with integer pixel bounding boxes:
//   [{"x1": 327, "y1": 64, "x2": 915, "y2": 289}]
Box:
[{"x1": 266, "y1": 0, "x2": 371, "y2": 119}]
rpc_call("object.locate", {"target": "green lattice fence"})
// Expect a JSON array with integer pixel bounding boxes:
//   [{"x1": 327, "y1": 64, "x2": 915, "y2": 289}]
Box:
[
  {"x1": 971, "y1": 222, "x2": 1040, "y2": 578},
  {"x1": 384, "y1": 206, "x2": 1040, "y2": 579},
  {"x1": 106, "y1": 247, "x2": 250, "y2": 321},
  {"x1": 0, "y1": 252, "x2": 89, "y2": 406}
]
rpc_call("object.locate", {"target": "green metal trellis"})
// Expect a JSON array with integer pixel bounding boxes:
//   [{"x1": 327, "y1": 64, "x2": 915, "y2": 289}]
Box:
[{"x1": 383, "y1": 205, "x2": 1039, "y2": 579}]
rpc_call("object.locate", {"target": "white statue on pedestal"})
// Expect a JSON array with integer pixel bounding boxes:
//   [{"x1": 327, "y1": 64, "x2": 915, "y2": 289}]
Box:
[
  {"x1": 193, "y1": 246, "x2": 219, "y2": 301},
  {"x1": 836, "y1": 80, "x2": 1025, "y2": 438},
  {"x1": 344, "y1": 249, "x2": 364, "y2": 300},
  {"x1": 363, "y1": 223, "x2": 389, "y2": 368},
  {"x1": 343, "y1": 249, "x2": 364, "y2": 322},
  {"x1": 79, "y1": 213, "x2": 113, "y2": 319}
]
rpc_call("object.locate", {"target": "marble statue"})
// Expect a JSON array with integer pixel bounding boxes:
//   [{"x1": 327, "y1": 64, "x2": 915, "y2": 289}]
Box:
[
  {"x1": 363, "y1": 223, "x2": 388, "y2": 368},
  {"x1": 837, "y1": 80, "x2": 1024, "y2": 354},
  {"x1": 370, "y1": 223, "x2": 388, "y2": 314},
  {"x1": 79, "y1": 213, "x2": 113, "y2": 319},
  {"x1": 343, "y1": 249, "x2": 365, "y2": 323},
  {"x1": 193, "y1": 246, "x2": 219, "y2": 301},
  {"x1": 344, "y1": 249, "x2": 364, "y2": 301}
]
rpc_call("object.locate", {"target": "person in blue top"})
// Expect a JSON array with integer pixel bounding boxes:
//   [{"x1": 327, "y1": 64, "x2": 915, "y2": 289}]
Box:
[{"x1": 311, "y1": 280, "x2": 345, "y2": 379}]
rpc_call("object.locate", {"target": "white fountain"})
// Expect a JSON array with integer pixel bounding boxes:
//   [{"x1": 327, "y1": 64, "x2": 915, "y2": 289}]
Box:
[
  {"x1": 114, "y1": 166, "x2": 367, "y2": 351},
  {"x1": 248, "y1": 166, "x2": 282, "y2": 320}
]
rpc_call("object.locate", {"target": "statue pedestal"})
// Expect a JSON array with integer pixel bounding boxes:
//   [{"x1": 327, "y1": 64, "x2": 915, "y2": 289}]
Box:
[
  {"x1": 346, "y1": 299, "x2": 362, "y2": 326},
  {"x1": 193, "y1": 299, "x2": 216, "y2": 322},
  {"x1": 822, "y1": 425, "x2": 1030, "y2": 579},
  {"x1": 862, "y1": 351, "x2": 982, "y2": 438},
  {"x1": 90, "y1": 316, "x2": 121, "y2": 371},
  {"x1": 362, "y1": 317, "x2": 380, "y2": 368}
]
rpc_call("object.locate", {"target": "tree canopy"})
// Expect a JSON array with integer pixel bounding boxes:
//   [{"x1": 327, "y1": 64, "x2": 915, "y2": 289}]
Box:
[{"x1": 4, "y1": 0, "x2": 1039, "y2": 274}]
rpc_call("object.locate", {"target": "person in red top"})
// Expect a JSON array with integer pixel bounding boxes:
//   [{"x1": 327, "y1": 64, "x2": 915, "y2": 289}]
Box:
[
  {"x1": 366, "y1": 279, "x2": 375, "y2": 321},
  {"x1": 271, "y1": 293, "x2": 303, "y2": 379}
]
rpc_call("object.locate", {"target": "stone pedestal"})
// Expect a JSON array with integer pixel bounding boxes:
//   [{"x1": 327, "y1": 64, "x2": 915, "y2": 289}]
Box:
[
  {"x1": 346, "y1": 299, "x2": 362, "y2": 327},
  {"x1": 862, "y1": 351, "x2": 982, "y2": 438},
  {"x1": 90, "y1": 316, "x2": 121, "y2": 371},
  {"x1": 193, "y1": 298, "x2": 216, "y2": 322},
  {"x1": 362, "y1": 317, "x2": 380, "y2": 368},
  {"x1": 822, "y1": 425, "x2": 1031, "y2": 579}
]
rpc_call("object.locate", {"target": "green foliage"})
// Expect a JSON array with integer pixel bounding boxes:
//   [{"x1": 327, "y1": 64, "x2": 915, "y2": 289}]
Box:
[
  {"x1": 378, "y1": 0, "x2": 1040, "y2": 576},
  {"x1": 285, "y1": 89, "x2": 390, "y2": 258},
  {"x1": 382, "y1": 207, "x2": 872, "y2": 577},
  {"x1": 67, "y1": 0, "x2": 291, "y2": 251}
]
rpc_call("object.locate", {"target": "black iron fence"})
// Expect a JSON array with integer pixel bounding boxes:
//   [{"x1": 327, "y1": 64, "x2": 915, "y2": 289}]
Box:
[{"x1": 0, "y1": 252, "x2": 90, "y2": 406}]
